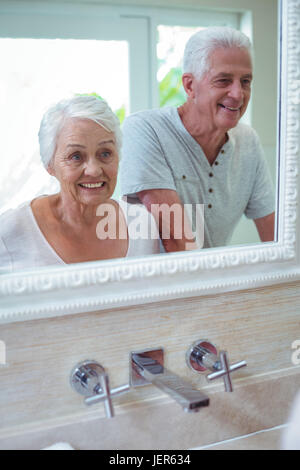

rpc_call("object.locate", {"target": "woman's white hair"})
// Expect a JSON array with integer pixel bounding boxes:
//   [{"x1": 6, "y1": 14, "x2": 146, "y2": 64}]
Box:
[
  {"x1": 38, "y1": 95, "x2": 122, "y2": 168},
  {"x1": 183, "y1": 26, "x2": 253, "y2": 80}
]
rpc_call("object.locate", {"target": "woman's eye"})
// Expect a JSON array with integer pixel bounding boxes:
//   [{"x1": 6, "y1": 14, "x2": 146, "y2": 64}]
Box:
[
  {"x1": 100, "y1": 151, "x2": 111, "y2": 159},
  {"x1": 71, "y1": 153, "x2": 81, "y2": 161}
]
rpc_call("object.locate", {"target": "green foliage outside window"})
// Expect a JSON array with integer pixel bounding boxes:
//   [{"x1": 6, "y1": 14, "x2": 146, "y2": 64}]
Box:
[
  {"x1": 77, "y1": 92, "x2": 126, "y2": 124},
  {"x1": 79, "y1": 65, "x2": 186, "y2": 121},
  {"x1": 159, "y1": 67, "x2": 186, "y2": 108}
]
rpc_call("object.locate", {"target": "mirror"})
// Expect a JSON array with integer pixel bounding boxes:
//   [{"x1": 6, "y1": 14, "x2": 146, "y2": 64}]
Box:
[
  {"x1": 0, "y1": 0, "x2": 299, "y2": 323},
  {"x1": 0, "y1": 0, "x2": 278, "y2": 266}
]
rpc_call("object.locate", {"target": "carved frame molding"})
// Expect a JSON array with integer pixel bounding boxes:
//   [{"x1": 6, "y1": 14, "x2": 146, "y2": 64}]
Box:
[{"x1": 0, "y1": 0, "x2": 299, "y2": 323}]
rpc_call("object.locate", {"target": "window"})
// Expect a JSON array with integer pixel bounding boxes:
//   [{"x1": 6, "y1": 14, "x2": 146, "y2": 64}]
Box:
[
  {"x1": 0, "y1": 38, "x2": 129, "y2": 212},
  {"x1": 151, "y1": 8, "x2": 239, "y2": 108},
  {"x1": 0, "y1": 2, "x2": 240, "y2": 211},
  {"x1": 157, "y1": 25, "x2": 205, "y2": 108},
  {"x1": 0, "y1": 4, "x2": 149, "y2": 209}
]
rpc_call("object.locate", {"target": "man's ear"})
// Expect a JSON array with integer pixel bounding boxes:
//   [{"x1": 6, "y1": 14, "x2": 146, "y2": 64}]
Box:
[{"x1": 182, "y1": 73, "x2": 195, "y2": 98}]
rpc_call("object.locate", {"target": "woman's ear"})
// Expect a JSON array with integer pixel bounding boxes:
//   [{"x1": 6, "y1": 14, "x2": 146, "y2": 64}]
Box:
[
  {"x1": 46, "y1": 161, "x2": 55, "y2": 176},
  {"x1": 182, "y1": 73, "x2": 195, "y2": 98}
]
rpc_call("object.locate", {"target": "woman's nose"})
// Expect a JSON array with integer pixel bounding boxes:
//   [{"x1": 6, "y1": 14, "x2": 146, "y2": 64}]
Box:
[{"x1": 84, "y1": 157, "x2": 103, "y2": 176}]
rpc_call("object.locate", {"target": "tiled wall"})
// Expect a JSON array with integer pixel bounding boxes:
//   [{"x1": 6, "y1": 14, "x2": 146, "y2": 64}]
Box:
[{"x1": 0, "y1": 280, "x2": 300, "y2": 449}]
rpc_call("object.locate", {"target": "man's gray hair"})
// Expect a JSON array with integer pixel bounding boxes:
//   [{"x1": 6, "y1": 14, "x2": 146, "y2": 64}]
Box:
[
  {"x1": 183, "y1": 26, "x2": 253, "y2": 80},
  {"x1": 38, "y1": 95, "x2": 122, "y2": 168}
]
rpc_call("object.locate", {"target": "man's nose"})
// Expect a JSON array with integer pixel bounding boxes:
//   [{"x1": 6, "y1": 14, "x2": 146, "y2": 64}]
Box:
[{"x1": 228, "y1": 81, "x2": 244, "y2": 101}]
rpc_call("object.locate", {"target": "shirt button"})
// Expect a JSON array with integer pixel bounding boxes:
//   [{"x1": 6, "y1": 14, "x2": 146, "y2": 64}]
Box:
[
  {"x1": 220, "y1": 149, "x2": 225, "y2": 154},
  {"x1": 182, "y1": 175, "x2": 186, "y2": 179},
  {"x1": 209, "y1": 172, "x2": 213, "y2": 177},
  {"x1": 208, "y1": 204, "x2": 212, "y2": 209},
  {"x1": 209, "y1": 188, "x2": 213, "y2": 193},
  {"x1": 215, "y1": 161, "x2": 219, "y2": 165}
]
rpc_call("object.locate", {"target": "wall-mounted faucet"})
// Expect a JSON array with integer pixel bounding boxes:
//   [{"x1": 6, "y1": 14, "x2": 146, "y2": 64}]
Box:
[
  {"x1": 130, "y1": 348, "x2": 209, "y2": 413},
  {"x1": 70, "y1": 342, "x2": 244, "y2": 419},
  {"x1": 70, "y1": 360, "x2": 130, "y2": 418},
  {"x1": 186, "y1": 340, "x2": 247, "y2": 392}
]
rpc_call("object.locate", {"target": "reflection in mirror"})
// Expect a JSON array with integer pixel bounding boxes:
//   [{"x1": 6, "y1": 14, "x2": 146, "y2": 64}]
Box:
[
  {"x1": 154, "y1": 21, "x2": 278, "y2": 248},
  {"x1": 0, "y1": 1, "x2": 278, "y2": 275},
  {"x1": 0, "y1": 94, "x2": 161, "y2": 273},
  {"x1": 120, "y1": 20, "x2": 278, "y2": 252},
  {"x1": 0, "y1": 38, "x2": 129, "y2": 214}
]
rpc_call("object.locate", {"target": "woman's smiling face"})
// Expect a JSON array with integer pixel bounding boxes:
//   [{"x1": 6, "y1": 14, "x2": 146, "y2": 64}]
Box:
[{"x1": 48, "y1": 118, "x2": 119, "y2": 206}]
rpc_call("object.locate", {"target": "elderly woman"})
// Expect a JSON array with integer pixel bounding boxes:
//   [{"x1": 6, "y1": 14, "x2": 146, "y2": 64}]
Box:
[{"x1": 0, "y1": 96, "x2": 160, "y2": 272}]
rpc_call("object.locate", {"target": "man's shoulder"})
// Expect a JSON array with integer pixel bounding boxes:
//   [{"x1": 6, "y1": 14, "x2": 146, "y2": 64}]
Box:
[
  {"x1": 230, "y1": 121, "x2": 257, "y2": 137},
  {"x1": 229, "y1": 122, "x2": 255, "y2": 135},
  {"x1": 229, "y1": 122, "x2": 260, "y2": 146},
  {"x1": 123, "y1": 107, "x2": 175, "y2": 127}
]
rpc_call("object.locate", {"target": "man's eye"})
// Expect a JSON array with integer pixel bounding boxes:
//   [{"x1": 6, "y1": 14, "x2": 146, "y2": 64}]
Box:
[{"x1": 217, "y1": 79, "x2": 230, "y2": 85}]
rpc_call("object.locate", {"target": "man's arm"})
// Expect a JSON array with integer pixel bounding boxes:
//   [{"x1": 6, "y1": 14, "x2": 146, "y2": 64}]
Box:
[
  {"x1": 254, "y1": 212, "x2": 275, "y2": 242},
  {"x1": 137, "y1": 188, "x2": 198, "y2": 252}
]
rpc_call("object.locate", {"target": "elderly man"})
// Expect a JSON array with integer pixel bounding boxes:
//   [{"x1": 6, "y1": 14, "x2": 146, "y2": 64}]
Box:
[{"x1": 120, "y1": 27, "x2": 275, "y2": 251}]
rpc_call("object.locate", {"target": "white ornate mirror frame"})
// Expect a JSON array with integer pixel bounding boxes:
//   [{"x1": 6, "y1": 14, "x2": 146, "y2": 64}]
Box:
[{"x1": 0, "y1": 0, "x2": 299, "y2": 324}]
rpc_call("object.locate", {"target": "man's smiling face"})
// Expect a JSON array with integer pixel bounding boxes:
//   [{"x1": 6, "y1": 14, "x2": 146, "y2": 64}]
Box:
[{"x1": 191, "y1": 47, "x2": 253, "y2": 132}]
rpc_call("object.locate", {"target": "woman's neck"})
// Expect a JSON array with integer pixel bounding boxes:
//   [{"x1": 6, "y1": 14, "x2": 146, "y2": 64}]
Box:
[{"x1": 50, "y1": 193, "x2": 99, "y2": 230}]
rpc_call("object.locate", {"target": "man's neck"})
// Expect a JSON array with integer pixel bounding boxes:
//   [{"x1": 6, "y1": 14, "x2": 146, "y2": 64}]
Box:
[{"x1": 177, "y1": 103, "x2": 228, "y2": 165}]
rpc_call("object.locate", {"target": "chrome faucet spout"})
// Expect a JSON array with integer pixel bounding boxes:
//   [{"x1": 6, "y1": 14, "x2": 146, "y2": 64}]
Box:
[{"x1": 131, "y1": 351, "x2": 209, "y2": 413}]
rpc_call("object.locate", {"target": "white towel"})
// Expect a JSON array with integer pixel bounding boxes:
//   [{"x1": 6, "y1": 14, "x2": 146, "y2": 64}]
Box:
[{"x1": 42, "y1": 442, "x2": 74, "y2": 450}]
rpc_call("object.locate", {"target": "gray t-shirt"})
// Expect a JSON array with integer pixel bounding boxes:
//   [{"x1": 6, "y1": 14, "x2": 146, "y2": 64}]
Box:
[{"x1": 120, "y1": 106, "x2": 275, "y2": 248}]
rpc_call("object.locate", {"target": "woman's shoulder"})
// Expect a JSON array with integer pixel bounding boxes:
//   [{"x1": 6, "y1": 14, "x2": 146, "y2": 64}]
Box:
[
  {"x1": 0, "y1": 201, "x2": 32, "y2": 234},
  {"x1": 0, "y1": 201, "x2": 34, "y2": 273}
]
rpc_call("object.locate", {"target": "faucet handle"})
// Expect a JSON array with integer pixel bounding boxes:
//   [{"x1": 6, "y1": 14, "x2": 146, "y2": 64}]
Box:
[
  {"x1": 85, "y1": 382, "x2": 131, "y2": 410},
  {"x1": 186, "y1": 340, "x2": 247, "y2": 392},
  {"x1": 70, "y1": 360, "x2": 130, "y2": 418},
  {"x1": 206, "y1": 350, "x2": 247, "y2": 392}
]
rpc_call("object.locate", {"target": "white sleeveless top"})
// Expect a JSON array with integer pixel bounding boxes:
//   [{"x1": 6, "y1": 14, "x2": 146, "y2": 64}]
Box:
[{"x1": 0, "y1": 198, "x2": 160, "y2": 273}]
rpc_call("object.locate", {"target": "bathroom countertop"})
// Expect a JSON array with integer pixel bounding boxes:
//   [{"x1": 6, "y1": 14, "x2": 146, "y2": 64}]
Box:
[{"x1": 192, "y1": 425, "x2": 286, "y2": 450}]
